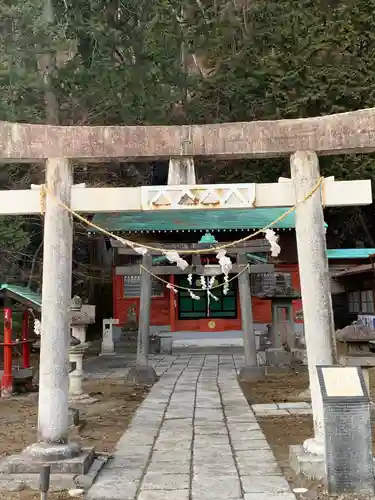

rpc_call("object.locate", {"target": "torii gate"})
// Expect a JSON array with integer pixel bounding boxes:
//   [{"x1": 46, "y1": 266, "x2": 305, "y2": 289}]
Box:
[{"x1": 0, "y1": 109, "x2": 373, "y2": 465}]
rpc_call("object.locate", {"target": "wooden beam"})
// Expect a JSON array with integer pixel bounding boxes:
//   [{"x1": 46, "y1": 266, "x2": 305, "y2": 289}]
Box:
[
  {"x1": 0, "y1": 178, "x2": 371, "y2": 215},
  {"x1": 114, "y1": 240, "x2": 270, "y2": 251},
  {"x1": 249, "y1": 264, "x2": 274, "y2": 273},
  {"x1": 115, "y1": 242, "x2": 271, "y2": 255},
  {"x1": 115, "y1": 263, "x2": 274, "y2": 276},
  {"x1": 2, "y1": 108, "x2": 375, "y2": 161},
  {"x1": 117, "y1": 265, "x2": 240, "y2": 275}
]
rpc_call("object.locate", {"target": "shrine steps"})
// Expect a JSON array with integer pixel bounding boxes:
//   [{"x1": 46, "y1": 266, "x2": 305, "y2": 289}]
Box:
[{"x1": 171, "y1": 330, "x2": 244, "y2": 355}]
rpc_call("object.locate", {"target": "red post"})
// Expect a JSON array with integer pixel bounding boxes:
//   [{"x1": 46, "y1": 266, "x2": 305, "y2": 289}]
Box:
[
  {"x1": 1, "y1": 307, "x2": 13, "y2": 397},
  {"x1": 169, "y1": 274, "x2": 176, "y2": 332},
  {"x1": 22, "y1": 310, "x2": 30, "y2": 369}
]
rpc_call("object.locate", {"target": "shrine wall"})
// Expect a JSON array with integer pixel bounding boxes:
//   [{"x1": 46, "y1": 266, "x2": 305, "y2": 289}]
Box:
[
  {"x1": 113, "y1": 275, "x2": 170, "y2": 328},
  {"x1": 112, "y1": 262, "x2": 303, "y2": 331}
]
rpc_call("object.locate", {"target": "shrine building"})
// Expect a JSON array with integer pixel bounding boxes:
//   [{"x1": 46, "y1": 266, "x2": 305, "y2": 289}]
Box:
[
  {"x1": 92, "y1": 208, "x2": 297, "y2": 334},
  {"x1": 90, "y1": 209, "x2": 375, "y2": 340}
]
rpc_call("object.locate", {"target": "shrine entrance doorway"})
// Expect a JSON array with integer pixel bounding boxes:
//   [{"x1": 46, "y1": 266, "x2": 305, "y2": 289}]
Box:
[{"x1": 175, "y1": 275, "x2": 239, "y2": 332}]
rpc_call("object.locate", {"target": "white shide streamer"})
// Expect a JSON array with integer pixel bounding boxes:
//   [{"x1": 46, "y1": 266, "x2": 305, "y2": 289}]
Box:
[{"x1": 264, "y1": 229, "x2": 281, "y2": 257}]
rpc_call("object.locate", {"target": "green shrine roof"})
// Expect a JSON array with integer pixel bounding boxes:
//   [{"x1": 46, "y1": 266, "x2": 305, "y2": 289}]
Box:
[
  {"x1": 326, "y1": 248, "x2": 375, "y2": 260},
  {"x1": 0, "y1": 284, "x2": 41, "y2": 311},
  {"x1": 91, "y1": 208, "x2": 296, "y2": 233}
]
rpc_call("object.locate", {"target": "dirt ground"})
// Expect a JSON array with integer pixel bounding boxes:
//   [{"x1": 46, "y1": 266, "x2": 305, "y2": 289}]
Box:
[
  {"x1": 241, "y1": 367, "x2": 310, "y2": 405},
  {"x1": 0, "y1": 379, "x2": 149, "y2": 500},
  {"x1": 241, "y1": 368, "x2": 375, "y2": 500}
]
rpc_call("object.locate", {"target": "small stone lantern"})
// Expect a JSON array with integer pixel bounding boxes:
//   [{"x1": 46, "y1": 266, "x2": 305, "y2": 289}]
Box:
[
  {"x1": 336, "y1": 321, "x2": 375, "y2": 391},
  {"x1": 70, "y1": 295, "x2": 95, "y2": 344},
  {"x1": 69, "y1": 296, "x2": 97, "y2": 405}
]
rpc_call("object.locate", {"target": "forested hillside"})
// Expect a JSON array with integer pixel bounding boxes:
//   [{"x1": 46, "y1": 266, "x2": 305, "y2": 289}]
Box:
[{"x1": 1, "y1": 0, "x2": 375, "y2": 289}]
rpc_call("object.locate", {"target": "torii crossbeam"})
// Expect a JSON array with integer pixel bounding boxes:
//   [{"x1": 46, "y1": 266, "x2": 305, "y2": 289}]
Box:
[{"x1": 0, "y1": 178, "x2": 371, "y2": 215}]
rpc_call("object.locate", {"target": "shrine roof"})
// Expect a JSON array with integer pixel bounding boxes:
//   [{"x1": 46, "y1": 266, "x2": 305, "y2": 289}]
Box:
[
  {"x1": 326, "y1": 248, "x2": 375, "y2": 260},
  {"x1": 90, "y1": 208, "x2": 296, "y2": 233},
  {"x1": 0, "y1": 284, "x2": 41, "y2": 311}
]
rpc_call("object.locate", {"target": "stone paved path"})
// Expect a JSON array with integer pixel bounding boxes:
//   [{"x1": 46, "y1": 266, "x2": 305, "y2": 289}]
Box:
[
  {"x1": 84, "y1": 354, "x2": 179, "y2": 380},
  {"x1": 252, "y1": 402, "x2": 312, "y2": 416},
  {"x1": 86, "y1": 355, "x2": 296, "y2": 500}
]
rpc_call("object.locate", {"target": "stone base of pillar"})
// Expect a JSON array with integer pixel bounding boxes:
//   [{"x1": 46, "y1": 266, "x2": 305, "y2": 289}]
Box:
[
  {"x1": 24, "y1": 441, "x2": 81, "y2": 461},
  {"x1": 238, "y1": 365, "x2": 265, "y2": 383},
  {"x1": 0, "y1": 442, "x2": 95, "y2": 475},
  {"x1": 0, "y1": 447, "x2": 109, "y2": 492},
  {"x1": 127, "y1": 365, "x2": 158, "y2": 384},
  {"x1": 99, "y1": 349, "x2": 116, "y2": 356},
  {"x1": 289, "y1": 444, "x2": 325, "y2": 480}
]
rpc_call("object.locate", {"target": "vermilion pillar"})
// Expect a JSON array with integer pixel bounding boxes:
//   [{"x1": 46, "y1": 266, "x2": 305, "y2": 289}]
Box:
[
  {"x1": 169, "y1": 274, "x2": 176, "y2": 332},
  {"x1": 22, "y1": 310, "x2": 30, "y2": 369},
  {"x1": 2, "y1": 307, "x2": 13, "y2": 397}
]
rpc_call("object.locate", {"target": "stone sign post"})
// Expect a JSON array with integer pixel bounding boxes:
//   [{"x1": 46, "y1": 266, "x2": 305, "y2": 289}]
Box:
[
  {"x1": 100, "y1": 318, "x2": 119, "y2": 355},
  {"x1": 317, "y1": 365, "x2": 374, "y2": 495}
]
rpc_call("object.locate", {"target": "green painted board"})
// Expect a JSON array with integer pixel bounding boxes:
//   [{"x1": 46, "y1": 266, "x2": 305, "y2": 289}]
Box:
[
  {"x1": 91, "y1": 208, "x2": 296, "y2": 232},
  {"x1": 326, "y1": 248, "x2": 375, "y2": 260}
]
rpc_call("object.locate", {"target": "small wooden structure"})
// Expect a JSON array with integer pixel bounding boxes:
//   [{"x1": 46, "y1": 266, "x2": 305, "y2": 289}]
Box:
[
  {"x1": 335, "y1": 322, "x2": 375, "y2": 356},
  {"x1": 254, "y1": 275, "x2": 301, "y2": 350},
  {"x1": 336, "y1": 321, "x2": 375, "y2": 390},
  {"x1": 0, "y1": 284, "x2": 41, "y2": 396}
]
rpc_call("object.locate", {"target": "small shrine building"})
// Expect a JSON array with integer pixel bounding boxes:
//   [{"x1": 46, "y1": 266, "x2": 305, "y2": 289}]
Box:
[{"x1": 92, "y1": 207, "x2": 303, "y2": 334}]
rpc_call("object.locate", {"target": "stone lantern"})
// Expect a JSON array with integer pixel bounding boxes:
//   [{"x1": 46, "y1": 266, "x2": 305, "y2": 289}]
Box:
[
  {"x1": 70, "y1": 295, "x2": 95, "y2": 344},
  {"x1": 68, "y1": 296, "x2": 97, "y2": 404}
]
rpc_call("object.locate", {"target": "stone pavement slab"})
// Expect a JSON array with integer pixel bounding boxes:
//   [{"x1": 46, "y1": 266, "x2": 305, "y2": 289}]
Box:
[
  {"x1": 138, "y1": 491, "x2": 189, "y2": 500},
  {"x1": 192, "y1": 475, "x2": 242, "y2": 499},
  {"x1": 251, "y1": 402, "x2": 312, "y2": 417},
  {"x1": 86, "y1": 354, "x2": 296, "y2": 500}
]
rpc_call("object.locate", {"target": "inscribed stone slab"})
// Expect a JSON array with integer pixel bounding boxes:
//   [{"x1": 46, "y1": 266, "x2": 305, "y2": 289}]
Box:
[{"x1": 321, "y1": 366, "x2": 363, "y2": 397}]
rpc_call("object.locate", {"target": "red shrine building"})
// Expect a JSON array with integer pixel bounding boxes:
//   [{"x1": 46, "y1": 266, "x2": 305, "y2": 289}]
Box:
[{"x1": 91, "y1": 207, "x2": 375, "y2": 336}]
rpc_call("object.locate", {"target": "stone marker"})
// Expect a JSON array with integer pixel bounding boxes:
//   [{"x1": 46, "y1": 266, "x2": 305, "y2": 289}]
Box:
[
  {"x1": 317, "y1": 365, "x2": 374, "y2": 495},
  {"x1": 100, "y1": 318, "x2": 118, "y2": 355}
]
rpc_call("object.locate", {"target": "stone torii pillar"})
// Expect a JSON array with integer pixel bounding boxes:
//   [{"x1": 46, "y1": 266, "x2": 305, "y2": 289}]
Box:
[
  {"x1": 25, "y1": 158, "x2": 80, "y2": 460},
  {"x1": 290, "y1": 151, "x2": 337, "y2": 458}
]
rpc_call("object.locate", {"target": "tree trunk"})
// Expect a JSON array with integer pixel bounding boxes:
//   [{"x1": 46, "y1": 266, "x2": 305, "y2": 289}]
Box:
[{"x1": 42, "y1": 0, "x2": 59, "y2": 125}]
